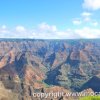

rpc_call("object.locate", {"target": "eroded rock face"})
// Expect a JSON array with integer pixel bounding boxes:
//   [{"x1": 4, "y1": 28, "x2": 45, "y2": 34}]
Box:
[{"x1": 0, "y1": 39, "x2": 100, "y2": 100}]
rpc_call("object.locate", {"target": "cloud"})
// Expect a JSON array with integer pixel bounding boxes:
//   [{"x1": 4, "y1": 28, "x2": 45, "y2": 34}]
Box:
[
  {"x1": 81, "y1": 12, "x2": 92, "y2": 17},
  {"x1": 81, "y1": 12, "x2": 92, "y2": 22},
  {"x1": 73, "y1": 12, "x2": 92, "y2": 26},
  {"x1": 92, "y1": 21, "x2": 98, "y2": 26},
  {"x1": 0, "y1": 25, "x2": 32, "y2": 38},
  {"x1": 34, "y1": 23, "x2": 80, "y2": 39},
  {"x1": 15, "y1": 26, "x2": 26, "y2": 32},
  {"x1": 0, "y1": 23, "x2": 100, "y2": 39},
  {"x1": 32, "y1": 23, "x2": 100, "y2": 39},
  {"x1": 83, "y1": 0, "x2": 100, "y2": 10},
  {"x1": 73, "y1": 19, "x2": 82, "y2": 25},
  {"x1": 31, "y1": 23, "x2": 58, "y2": 39},
  {"x1": 84, "y1": 17, "x2": 91, "y2": 22},
  {"x1": 75, "y1": 27, "x2": 100, "y2": 38},
  {"x1": 32, "y1": 29, "x2": 79, "y2": 39},
  {"x1": 0, "y1": 25, "x2": 10, "y2": 34},
  {"x1": 1, "y1": 25, "x2": 7, "y2": 29},
  {"x1": 38, "y1": 22, "x2": 57, "y2": 32},
  {"x1": 32, "y1": 23, "x2": 59, "y2": 39}
]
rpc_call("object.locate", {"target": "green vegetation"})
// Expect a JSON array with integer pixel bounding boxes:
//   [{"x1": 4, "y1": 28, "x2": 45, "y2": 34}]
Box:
[{"x1": 80, "y1": 96, "x2": 100, "y2": 100}]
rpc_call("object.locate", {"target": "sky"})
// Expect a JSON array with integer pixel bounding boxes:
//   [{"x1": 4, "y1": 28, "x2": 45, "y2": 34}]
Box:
[{"x1": 0, "y1": 0, "x2": 100, "y2": 39}]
